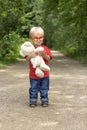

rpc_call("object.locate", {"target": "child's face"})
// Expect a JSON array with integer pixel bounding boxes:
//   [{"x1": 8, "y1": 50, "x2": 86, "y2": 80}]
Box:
[{"x1": 31, "y1": 33, "x2": 44, "y2": 46}]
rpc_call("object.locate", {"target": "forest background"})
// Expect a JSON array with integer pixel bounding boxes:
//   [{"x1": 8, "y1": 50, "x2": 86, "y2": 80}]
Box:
[{"x1": 0, "y1": 0, "x2": 87, "y2": 66}]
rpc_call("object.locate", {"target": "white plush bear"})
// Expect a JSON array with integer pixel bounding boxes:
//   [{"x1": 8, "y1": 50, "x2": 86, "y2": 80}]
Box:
[{"x1": 20, "y1": 41, "x2": 50, "y2": 77}]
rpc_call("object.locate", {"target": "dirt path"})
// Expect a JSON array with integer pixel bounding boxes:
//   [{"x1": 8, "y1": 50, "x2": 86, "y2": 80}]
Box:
[{"x1": 0, "y1": 51, "x2": 87, "y2": 130}]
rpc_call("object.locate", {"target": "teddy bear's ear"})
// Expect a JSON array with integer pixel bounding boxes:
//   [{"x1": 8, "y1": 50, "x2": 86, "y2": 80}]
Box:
[{"x1": 24, "y1": 41, "x2": 32, "y2": 46}]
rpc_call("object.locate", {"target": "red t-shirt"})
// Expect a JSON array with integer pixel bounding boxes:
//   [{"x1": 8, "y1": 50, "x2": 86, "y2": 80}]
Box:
[{"x1": 29, "y1": 45, "x2": 52, "y2": 79}]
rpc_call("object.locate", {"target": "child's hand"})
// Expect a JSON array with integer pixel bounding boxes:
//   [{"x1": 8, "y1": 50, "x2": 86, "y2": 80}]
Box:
[
  {"x1": 38, "y1": 51, "x2": 50, "y2": 62},
  {"x1": 38, "y1": 50, "x2": 46, "y2": 57},
  {"x1": 30, "y1": 52, "x2": 37, "y2": 58},
  {"x1": 25, "y1": 52, "x2": 36, "y2": 61}
]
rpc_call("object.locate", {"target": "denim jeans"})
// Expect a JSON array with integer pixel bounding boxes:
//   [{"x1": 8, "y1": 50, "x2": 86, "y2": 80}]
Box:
[{"x1": 29, "y1": 77, "x2": 49, "y2": 104}]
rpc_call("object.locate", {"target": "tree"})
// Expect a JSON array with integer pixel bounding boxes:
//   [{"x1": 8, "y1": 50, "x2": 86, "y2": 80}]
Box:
[
  {"x1": 42, "y1": 0, "x2": 87, "y2": 59},
  {"x1": 0, "y1": 0, "x2": 44, "y2": 63}
]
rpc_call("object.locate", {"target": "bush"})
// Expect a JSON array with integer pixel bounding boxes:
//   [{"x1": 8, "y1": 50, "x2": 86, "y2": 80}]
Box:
[
  {"x1": 0, "y1": 32, "x2": 25, "y2": 64},
  {"x1": 63, "y1": 43, "x2": 78, "y2": 57}
]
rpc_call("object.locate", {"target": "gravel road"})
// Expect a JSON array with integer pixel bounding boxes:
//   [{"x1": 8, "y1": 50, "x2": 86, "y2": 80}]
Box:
[{"x1": 0, "y1": 51, "x2": 87, "y2": 130}]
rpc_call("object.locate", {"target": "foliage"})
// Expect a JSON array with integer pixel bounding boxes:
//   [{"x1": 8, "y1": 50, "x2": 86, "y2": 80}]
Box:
[
  {"x1": 0, "y1": 0, "x2": 87, "y2": 65},
  {"x1": 0, "y1": 32, "x2": 25, "y2": 64},
  {"x1": 0, "y1": 0, "x2": 44, "y2": 65},
  {"x1": 42, "y1": 0, "x2": 87, "y2": 62}
]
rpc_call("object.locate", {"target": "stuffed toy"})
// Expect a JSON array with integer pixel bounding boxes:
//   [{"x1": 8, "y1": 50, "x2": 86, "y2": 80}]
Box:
[{"x1": 20, "y1": 41, "x2": 50, "y2": 77}]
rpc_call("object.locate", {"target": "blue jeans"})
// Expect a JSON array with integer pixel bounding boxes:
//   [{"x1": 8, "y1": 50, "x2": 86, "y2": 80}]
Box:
[{"x1": 29, "y1": 77, "x2": 49, "y2": 104}]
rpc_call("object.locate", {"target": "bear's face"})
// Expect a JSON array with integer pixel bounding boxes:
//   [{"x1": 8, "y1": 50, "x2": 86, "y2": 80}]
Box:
[{"x1": 20, "y1": 41, "x2": 35, "y2": 56}]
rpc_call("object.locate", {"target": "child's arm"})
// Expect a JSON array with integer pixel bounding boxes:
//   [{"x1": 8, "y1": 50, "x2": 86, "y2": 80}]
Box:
[
  {"x1": 25, "y1": 52, "x2": 36, "y2": 61},
  {"x1": 38, "y1": 51, "x2": 50, "y2": 62}
]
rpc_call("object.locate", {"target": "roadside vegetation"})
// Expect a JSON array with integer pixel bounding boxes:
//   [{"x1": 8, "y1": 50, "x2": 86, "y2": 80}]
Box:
[{"x1": 0, "y1": 0, "x2": 87, "y2": 67}]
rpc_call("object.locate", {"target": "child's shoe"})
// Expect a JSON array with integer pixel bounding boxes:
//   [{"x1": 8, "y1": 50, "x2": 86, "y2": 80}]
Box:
[
  {"x1": 30, "y1": 102, "x2": 37, "y2": 107},
  {"x1": 41, "y1": 102, "x2": 48, "y2": 107}
]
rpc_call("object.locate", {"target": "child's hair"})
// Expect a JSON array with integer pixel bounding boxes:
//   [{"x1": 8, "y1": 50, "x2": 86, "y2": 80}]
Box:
[{"x1": 29, "y1": 27, "x2": 44, "y2": 38}]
